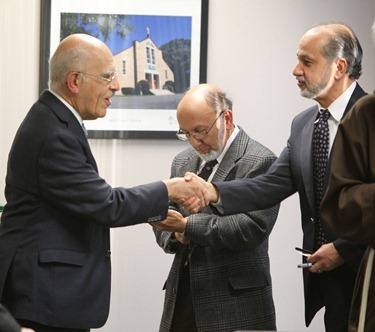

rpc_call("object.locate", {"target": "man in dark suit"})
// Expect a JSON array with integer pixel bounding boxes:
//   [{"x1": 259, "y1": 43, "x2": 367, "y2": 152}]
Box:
[
  {"x1": 153, "y1": 84, "x2": 279, "y2": 331},
  {"x1": 0, "y1": 34, "x2": 208, "y2": 332},
  {"x1": 188, "y1": 23, "x2": 367, "y2": 331}
]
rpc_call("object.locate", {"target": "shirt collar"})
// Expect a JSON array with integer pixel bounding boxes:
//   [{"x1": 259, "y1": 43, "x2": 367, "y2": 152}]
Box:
[
  {"x1": 216, "y1": 124, "x2": 240, "y2": 164},
  {"x1": 318, "y1": 81, "x2": 357, "y2": 122}
]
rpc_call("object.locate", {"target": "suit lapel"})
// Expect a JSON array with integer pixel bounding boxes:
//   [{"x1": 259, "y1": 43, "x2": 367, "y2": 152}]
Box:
[
  {"x1": 212, "y1": 127, "x2": 248, "y2": 182},
  {"x1": 39, "y1": 90, "x2": 98, "y2": 172},
  {"x1": 301, "y1": 106, "x2": 318, "y2": 212}
]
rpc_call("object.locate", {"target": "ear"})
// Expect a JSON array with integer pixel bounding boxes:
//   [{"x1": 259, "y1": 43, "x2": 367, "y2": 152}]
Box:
[
  {"x1": 334, "y1": 58, "x2": 348, "y2": 79},
  {"x1": 223, "y1": 109, "x2": 234, "y2": 126},
  {"x1": 65, "y1": 71, "x2": 81, "y2": 94}
]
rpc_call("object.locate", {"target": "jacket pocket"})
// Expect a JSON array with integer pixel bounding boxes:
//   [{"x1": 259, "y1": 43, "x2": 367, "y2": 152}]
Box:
[
  {"x1": 228, "y1": 271, "x2": 270, "y2": 290},
  {"x1": 39, "y1": 249, "x2": 86, "y2": 266}
]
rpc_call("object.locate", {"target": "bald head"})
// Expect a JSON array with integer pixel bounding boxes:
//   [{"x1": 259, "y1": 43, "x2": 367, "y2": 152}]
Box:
[
  {"x1": 178, "y1": 83, "x2": 231, "y2": 119},
  {"x1": 49, "y1": 34, "x2": 113, "y2": 92},
  {"x1": 177, "y1": 83, "x2": 234, "y2": 161}
]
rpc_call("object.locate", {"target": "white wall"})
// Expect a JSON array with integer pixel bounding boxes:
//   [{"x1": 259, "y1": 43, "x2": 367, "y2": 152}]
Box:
[{"x1": 1, "y1": 1, "x2": 374, "y2": 331}]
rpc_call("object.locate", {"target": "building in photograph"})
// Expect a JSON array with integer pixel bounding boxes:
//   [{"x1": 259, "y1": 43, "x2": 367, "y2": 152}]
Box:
[{"x1": 113, "y1": 31, "x2": 175, "y2": 96}]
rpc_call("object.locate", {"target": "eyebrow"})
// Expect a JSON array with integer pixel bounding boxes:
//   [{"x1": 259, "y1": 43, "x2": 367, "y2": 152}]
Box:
[{"x1": 101, "y1": 69, "x2": 117, "y2": 77}]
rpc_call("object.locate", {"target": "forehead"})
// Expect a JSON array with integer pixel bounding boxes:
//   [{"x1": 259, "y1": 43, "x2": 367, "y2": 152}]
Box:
[
  {"x1": 297, "y1": 30, "x2": 328, "y2": 60},
  {"x1": 87, "y1": 47, "x2": 116, "y2": 73},
  {"x1": 177, "y1": 99, "x2": 216, "y2": 129}
]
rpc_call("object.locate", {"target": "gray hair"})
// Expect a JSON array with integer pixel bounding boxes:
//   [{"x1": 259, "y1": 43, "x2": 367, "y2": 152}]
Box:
[
  {"x1": 313, "y1": 22, "x2": 363, "y2": 80},
  {"x1": 49, "y1": 46, "x2": 90, "y2": 91},
  {"x1": 204, "y1": 88, "x2": 232, "y2": 114}
]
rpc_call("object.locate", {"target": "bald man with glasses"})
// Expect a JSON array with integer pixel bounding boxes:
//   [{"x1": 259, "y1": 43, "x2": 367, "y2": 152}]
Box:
[
  {"x1": 0, "y1": 34, "x2": 209, "y2": 332},
  {"x1": 153, "y1": 83, "x2": 280, "y2": 332}
]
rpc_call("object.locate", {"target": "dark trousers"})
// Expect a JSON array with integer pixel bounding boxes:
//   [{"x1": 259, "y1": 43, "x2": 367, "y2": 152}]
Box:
[
  {"x1": 170, "y1": 264, "x2": 197, "y2": 332},
  {"x1": 311, "y1": 264, "x2": 356, "y2": 332},
  {"x1": 17, "y1": 319, "x2": 90, "y2": 332}
]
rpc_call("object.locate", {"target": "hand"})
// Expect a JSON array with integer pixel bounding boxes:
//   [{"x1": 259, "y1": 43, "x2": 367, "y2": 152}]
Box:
[
  {"x1": 152, "y1": 209, "x2": 187, "y2": 233},
  {"x1": 21, "y1": 329, "x2": 35, "y2": 332},
  {"x1": 163, "y1": 175, "x2": 211, "y2": 212},
  {"x1": 177, "y1": 173, "x2": 219, "y2": 214},
  {"x1": 307, "y1": 242, "x2": 344, "y2": 273},
  {"x1": 175, "y1": 232, "x2": 190, "y2": 245}
]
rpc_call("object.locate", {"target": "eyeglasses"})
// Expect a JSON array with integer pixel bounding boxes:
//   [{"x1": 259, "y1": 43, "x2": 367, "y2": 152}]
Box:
[
  {"x1": 176, "y1": 110, "x2": 225, "y2": 141},
  {"x1": 78, "y1": 71, "x2": 118, "y2": 85}
]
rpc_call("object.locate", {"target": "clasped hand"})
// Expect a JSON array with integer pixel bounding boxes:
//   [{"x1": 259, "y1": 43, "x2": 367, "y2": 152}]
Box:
[
  {"x1": 152, "y1": 209, "x2": 190, "y2": 244},
  {"x1": 163, "y1": 172, "x2": 218, "y2": 213},
  {"x1": 152, "y1": 209, "x2": 186, "y2": 233}
]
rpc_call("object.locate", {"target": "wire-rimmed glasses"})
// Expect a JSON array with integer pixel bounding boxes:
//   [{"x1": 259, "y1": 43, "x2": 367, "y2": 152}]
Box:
[
  {"x1": 78, "y1": 71, "x2": 118, "y2": 85},
  {"x1": 176, "y1": 110, "x2": 225, "y2": 141}
]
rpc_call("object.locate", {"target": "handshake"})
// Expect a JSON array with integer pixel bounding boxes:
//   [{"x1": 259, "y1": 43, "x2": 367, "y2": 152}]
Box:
[
  {"x1": 153, "y1": 172, "x2": 219, "y2": 236},
  {"x1": 163, "y1": 172, "x2": 219, "y2": 213}
]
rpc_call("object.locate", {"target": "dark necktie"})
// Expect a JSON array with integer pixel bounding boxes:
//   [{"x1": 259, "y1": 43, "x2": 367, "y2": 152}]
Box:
[
  {"x1": 198, "y1": 159, "x2": 218, "y2": 181},
  {"x1": 312, "y1": 109, "x2": 330, "y2": 249}
]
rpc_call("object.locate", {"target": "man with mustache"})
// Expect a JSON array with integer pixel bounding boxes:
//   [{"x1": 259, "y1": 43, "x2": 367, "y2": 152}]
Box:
[
  {"x1": 190, "y1": 22, "x2": 367, "y2": 331},
  {"x1": 153, "y1": 83, "x2": 279, "y2": 331}
]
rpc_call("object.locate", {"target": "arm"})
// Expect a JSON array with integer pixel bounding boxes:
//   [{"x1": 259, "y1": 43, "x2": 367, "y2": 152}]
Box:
[
  {"x1": 38, "y1": 133, "x2": 208, "y2": 227},
  {"x1": 184, "y1": 205, "x2": 279, "y2": 250},
  {"x1": 154, "y1": 147, "x2": 280, "y2": 250},
  {"x1": 214, "y1": 145, "x2": 296, "y2": 215}
]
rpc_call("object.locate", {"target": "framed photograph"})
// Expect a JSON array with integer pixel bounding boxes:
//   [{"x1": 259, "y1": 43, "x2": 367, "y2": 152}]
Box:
[{"x1": 40, "y1": 0, "x2": 209, "y2": 139}]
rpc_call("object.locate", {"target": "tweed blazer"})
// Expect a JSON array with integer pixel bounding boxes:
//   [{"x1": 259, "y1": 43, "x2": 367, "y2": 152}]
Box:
[
  {"x1": 154, "y1": 127, "x2": 280, "y2": 332},
  {"x1": 0, "y1": 90, "x2": 169, "y2": 329},
  {"x1": 215, "y1": 84, "x2": 367, "y2": 326}
]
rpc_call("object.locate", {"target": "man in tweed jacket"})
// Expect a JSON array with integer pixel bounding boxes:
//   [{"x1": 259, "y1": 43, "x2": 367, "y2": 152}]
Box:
[{"x1": 153, "y1": 84, "x2": 280, "y2": 331}]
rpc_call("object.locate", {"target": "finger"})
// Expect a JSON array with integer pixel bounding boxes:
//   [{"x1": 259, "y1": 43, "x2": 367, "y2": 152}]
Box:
[{"x1": 184, "y1": 172, "x2": 196, "y2": 182}]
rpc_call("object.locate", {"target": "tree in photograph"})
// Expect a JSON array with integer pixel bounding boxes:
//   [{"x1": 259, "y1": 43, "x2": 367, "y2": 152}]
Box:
[
  {"x1": 160, "y1": 38, "x2": 191, "y2": 93},
  {"x1": 60, "y1": 13, "x2": 134, "y2": 42}
]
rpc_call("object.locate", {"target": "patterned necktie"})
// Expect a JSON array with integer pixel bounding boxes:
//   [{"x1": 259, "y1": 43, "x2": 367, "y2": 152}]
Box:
[
  {"x1": 312, "y1": 109, "x2": 330, "y2": 249},
  {"x1": 198, "y1": 159, "x2": 218, "y2": 181}
]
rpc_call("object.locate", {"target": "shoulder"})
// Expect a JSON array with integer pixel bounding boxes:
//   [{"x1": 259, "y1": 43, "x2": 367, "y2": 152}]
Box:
[
  {"x1": 237, "y1": 127, "x2": 276, "y2": 157},
  {"x1": 173, "y1": 146, "x2": 197, "y2": 162},
  {"x1": 343, "y1": 94, "x2": 375, "y2": 125},
  {"x1": 293, "y1": 104, "x2": 318, "y2": 123}
]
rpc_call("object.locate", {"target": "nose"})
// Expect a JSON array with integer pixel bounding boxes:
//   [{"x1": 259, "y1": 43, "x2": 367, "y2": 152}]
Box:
[
  {"x1": 110, "y1": 76, "x2": 120, "y2": 91},
  {"x1": 189, "y1": 135, "x2": 204, "y2": 148},
  {"x1": 292, "y1": 62, "x2": 302, "y2": 77}
]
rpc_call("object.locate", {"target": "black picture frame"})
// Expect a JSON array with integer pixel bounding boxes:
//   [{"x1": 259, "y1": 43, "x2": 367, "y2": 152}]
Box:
[{"x1": 40, "y1": 0, "x2": 208, "y2": 139}]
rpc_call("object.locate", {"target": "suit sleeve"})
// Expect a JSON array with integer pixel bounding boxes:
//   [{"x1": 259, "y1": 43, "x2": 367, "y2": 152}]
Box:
[
  {"x1": 38, "y1": 131, "x2": 168, "y2": 227},
  {"x1": 321, "y1": 96, "x2": 375, "y2": 247},
  {"x1": 185, "y1": 153, "x2": 279, "y2": 250},
  {"x1": 215, "y1": 143, "x2": 296, "y2": 215}
]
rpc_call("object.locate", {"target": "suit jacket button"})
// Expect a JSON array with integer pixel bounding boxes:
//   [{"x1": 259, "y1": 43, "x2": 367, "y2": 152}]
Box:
[
  {"x1": 106, "y1": 250, "x2": 111, "y2": 257},
  {"x1": 173, "y1": 287, "x2": 177, "y2": 294}
]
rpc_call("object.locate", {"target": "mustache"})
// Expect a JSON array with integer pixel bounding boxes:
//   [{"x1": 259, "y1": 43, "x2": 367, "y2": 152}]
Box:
[{"x1": 296, "y1": 76, "x2": 306, "y2": 83}]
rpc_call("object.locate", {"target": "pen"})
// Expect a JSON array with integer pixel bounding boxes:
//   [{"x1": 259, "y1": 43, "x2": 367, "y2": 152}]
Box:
[
  {"x1": 298, "y1": 262, "x2": 314, "y2": 268},
  {"x1": 295, "y1": 247, "x2": 314, "y2": 254}
]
